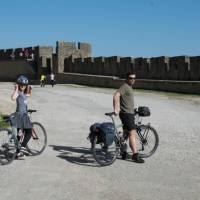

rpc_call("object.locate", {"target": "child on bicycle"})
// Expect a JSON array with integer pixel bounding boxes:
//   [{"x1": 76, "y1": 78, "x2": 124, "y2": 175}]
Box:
[{"x1": 11, "y1": 75, "x2": 33, "y2": 159}]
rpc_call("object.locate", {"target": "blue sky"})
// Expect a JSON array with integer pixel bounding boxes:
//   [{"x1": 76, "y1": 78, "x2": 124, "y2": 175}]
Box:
[{"x1": 0, "y1": 0, "x2": 200, "y2": 57}]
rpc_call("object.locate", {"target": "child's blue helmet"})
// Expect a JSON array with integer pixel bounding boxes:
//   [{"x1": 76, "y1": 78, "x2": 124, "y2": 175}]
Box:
[{"x1": 16, "y1": 75, "x2": 29, "y2": 85}]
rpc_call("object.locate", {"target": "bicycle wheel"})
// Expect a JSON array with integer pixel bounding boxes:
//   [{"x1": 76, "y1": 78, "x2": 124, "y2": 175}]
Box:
[
  {"x1": 136, "y1": 125, "x2": 159, "y2": 158},
  {"x1": 92, "y1": 134, "x2": 117, "y2": 166},
  {"x1": 0, "y1": 128, "x2": 16, "y2": 165},
  {"x1": 26, "y1": 122, "x2": 47, "y2": 155}
]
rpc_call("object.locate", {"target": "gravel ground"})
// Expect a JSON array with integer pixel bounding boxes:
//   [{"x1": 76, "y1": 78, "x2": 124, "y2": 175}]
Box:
[{"x1": 0, "y1": 82, "x2": 200, "y2": 200}]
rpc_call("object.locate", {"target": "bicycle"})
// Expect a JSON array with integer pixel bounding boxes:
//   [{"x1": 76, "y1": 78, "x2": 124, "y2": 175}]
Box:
[
  {"x1": 0, "y1": 109, "x2": 47, "y2": 165},
  {"x1": 88, "y1": 106, "x2": 159, "y2": 166}
]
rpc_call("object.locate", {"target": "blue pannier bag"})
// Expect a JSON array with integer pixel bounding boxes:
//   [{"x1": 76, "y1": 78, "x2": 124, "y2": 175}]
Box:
[{"x1": 99, "y1": 122, "x2": 115, "y2": 146}]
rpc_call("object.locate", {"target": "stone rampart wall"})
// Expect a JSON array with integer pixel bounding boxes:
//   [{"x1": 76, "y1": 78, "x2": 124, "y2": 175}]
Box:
[{"x1": 63, "y1": 56, "x2": 200, "y2": 81}]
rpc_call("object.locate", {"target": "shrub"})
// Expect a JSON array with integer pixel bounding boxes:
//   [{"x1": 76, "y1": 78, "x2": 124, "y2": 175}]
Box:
[{"x1": 0, "y1": 112, "x2": 9, "y2": 128}]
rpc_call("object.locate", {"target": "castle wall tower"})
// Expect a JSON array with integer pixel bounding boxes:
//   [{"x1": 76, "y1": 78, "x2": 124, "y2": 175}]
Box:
[{"x1": 56, "y1": 41, "x2": 91, "y2": 73}]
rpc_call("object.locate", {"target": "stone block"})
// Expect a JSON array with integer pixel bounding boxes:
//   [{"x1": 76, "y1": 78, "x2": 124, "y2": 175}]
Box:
[
  {"x1": 74, "y1": 57, "x2": 84, "y2": 73},
  {"x1": 190, "y1": 56, "x2": 200, "y2": 80},
  {"x1": 94, "y1": 57, "x2": 105, "y2": 75},
  {"x1": 104, "y1": 56, "x2": 120, "y2": 76},
  {"x1": 169, "y1": 56, "x2": 190, "y2": 80},
  {"x1": 135, "y1": 57, "x2": 149, "y2": 79},
  {"x1": 150, "y1": 56, "x2": 169, "y2": 79},
  {"x1": 78, "y1": 42, "x2": 91, "y2": 58},
  {"x1": 120, "y1": 57, "x2": 135, "y2": 78},
  {"x1": 83, "y1": 57, "x2": 94, "y2": 74}
]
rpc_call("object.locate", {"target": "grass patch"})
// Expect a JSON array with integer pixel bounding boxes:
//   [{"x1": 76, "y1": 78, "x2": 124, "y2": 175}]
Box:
[{"x1": 0, "y1": 112, "x2": 9, "y2": 128}]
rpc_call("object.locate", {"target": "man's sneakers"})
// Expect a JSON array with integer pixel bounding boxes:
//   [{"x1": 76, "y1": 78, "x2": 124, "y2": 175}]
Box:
[
  {"x1": 15, "y1": 152, "x2": 25, "y2": 160},
  {"x1": 132, "y1": 153, "x2": 145, "y2": 163}
]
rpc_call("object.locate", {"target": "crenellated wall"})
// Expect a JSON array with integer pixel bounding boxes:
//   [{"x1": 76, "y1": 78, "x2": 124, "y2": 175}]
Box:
[
  {"x1": 63, "y1": 55, "x2": 200, "y2": 81},
  {"x1": 0, "y1": 47, "x2": 38, "y2": 80},
  {"x1": 0, "y1": 60, "x2": 36, "y2": 81},
  {"x1": 0, "y1": 40, "x2": 91, "y2": 79},
  {"x1": 0, "y1": 47, "x2": 36, "y2": 61},
  {"x1": 0, "y1": 40, "x2": 200, "y2": 93}
]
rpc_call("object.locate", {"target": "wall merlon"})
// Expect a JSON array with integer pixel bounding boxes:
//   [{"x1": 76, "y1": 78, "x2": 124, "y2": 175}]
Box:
[
  {"x1": 119, "y1": 57, "x2": 135, "y2": 77},
  {"x1": 189, "y1": 56, "x2": 200, "y2": 80},
  {"x1": 94, "y1": 57, "x2": 105, "y2": 62},
  {"x1": 104, "y1": 56, "x2": 121, "y2": 76},
  {"x1": 84, "y1": 57, "x2": 94, "y2": 62},
  {"x1": 135, "y1": 57, "x2": 150, "y2": 79},
  {"x1": 38, "y1": 46, "x2": 53, "y2": 56},
  {"x1": 169, "y1": 56, "x2": 190, "y2": 80}
]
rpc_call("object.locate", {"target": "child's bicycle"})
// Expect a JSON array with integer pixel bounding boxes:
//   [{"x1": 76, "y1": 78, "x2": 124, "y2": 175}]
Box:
[
  {"x1": 88, "y1": 106, "x2": 159, "y2": 166},
  {"x1": 0, "y1": 109, "x2": 47, "y2": 165}
]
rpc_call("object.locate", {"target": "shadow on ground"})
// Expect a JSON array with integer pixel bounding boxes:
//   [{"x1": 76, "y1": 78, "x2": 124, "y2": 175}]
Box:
[{"x1": 49, "y1": 145, "x2": 100, "y2": 167}]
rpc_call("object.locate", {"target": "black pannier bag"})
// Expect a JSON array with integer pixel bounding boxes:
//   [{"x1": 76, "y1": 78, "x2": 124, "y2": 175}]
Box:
[
  {"x1": 89, "y1": 123, "x2": 101, "y2": 144},
  {"x1": 89, "y1": 122, "x2": 115, "y2": 146},
  {"x1": 138, "y1": 106, "x2": 151, "y2": 117}
]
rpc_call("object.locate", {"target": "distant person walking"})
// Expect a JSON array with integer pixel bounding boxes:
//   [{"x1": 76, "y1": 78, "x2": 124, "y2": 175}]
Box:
[
  {"x1": 24, "y1": 49, "x2": 29, "y2": 60},
  {"x1": 50, "y1": 73, "x2": 55, "y2": 87},
  {"x1": 10, "y1": 51, "x2": 15, "y2": 60},
  {"x1": 40, "y1": 74, "x2": 46, "y2": 87}
]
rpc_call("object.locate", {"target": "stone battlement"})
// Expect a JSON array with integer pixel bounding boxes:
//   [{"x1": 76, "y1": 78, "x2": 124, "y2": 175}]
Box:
[
  {"x1": 0, "y1": 41, "x2": 200, "y2": 93},
  {"x1": 63, "y1": 55, "x2": 200, "y2": 81},
  {"x1": 0, "y1": 41, "x2": 91, "y2": 79}
]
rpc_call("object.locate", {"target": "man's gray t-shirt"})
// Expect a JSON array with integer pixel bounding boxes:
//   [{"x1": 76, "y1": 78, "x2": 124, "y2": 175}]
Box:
[{"x1": 117, "y1": 82, "x2": 134, "y2": 114}]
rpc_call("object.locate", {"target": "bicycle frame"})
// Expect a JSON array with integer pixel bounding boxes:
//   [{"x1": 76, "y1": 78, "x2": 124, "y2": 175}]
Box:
[
  {"x1": 94, "y1": 108, "x2": 158, "y2": 165},
  {"x1": 4, "y1": 110, "x2": 37, "y2": 150},
  {"x1": 1, "y1": 109, "x2": 47, "y2": 164},
  {"x1": 105, "y1": 112, "x2": 151, "y2": 148},
  {"x1": 105, "y1": 113, "x2": 127, "y2": 153}
]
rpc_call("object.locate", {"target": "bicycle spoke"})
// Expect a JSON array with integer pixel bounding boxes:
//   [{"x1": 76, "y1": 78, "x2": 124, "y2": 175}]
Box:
[
  {"x1": 136, "y1": 125, "x2": 159, "y2": 158},
  {"x1": 26, "y1": 122, "x2": 47, "y2": 155},
  {"x1": 92, "y1": 136, "x2": 117, "y2": 166}
]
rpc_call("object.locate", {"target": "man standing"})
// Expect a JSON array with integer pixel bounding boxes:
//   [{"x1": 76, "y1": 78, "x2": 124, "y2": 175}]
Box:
[{"x1": 113, "y1": 72, "x2": 145, "y2": 163}]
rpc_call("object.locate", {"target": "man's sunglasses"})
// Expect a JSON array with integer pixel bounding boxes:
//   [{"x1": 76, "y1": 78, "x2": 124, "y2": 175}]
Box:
[{"x1": 128, "y1": 77, "x2": 135, "y2": 80}]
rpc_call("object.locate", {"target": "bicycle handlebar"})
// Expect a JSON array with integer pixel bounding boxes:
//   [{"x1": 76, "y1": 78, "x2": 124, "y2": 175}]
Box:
[
  {"x1": 105, "y1": 112, "x2": 115, "y2": 116},
  {"x1": 27, "y1": 109, "x2": 37, "y2": 113},
  {"x1": 105, "y1": 110, "x2": 139, "y2": 116},
  {"x1": 2, "y1": 109, "x2": 37, "y2": 123},
  {"x1": 2, "y1": 115, "x2": 10, "y2": 122}
]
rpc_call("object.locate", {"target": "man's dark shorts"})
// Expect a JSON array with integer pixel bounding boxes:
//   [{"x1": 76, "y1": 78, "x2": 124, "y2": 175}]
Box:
[{"x1": 119, "y1": 112, "x2": 136, "y2": 131}]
